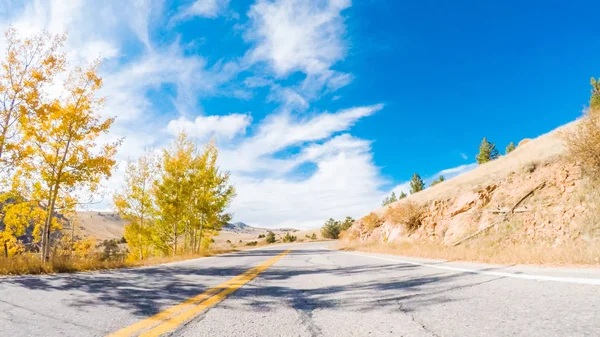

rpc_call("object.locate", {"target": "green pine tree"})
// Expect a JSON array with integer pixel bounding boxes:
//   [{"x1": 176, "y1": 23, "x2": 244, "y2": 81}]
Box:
[
  {"x1": 381, "y1": 191, "x2": 398, "y2": 206},
  {"x1": 505, "y1": 141, "x2": 516, "y2": 154},
  {"x1": 476, "y1": 137, "x2": 499, "y2": 164},
  {"x1": 399, "y1": 191, "x2": 407, "y2": 199},
  {"x1": 409, "y1": 173, "x2": 425, "y2": 194},
  {"x1": 339, "y1": 216, "x2": 355, "y2": 231},
  {"x1": 321, "y1": 218, "x2": 341, "y2": 239},
  {"x1": 430, "y1": 175, "x2": 445, "y2": 187}
]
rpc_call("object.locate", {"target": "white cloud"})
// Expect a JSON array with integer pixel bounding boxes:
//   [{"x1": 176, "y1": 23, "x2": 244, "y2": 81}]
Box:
[
  {"x1": 244, "y1": 0, "x2": 353, "y2": 101},
  {"x1": 167, "y1": 113, "x2": 252, "y2": 140},
  {"x1": 177, "y1": 0, "x2": 230, "y2": 20},
  {"x1": 229, "y1": 133, "x2": 386, "y2": 228},
  {"x1": 212, "y1": 104, "x2": 385, "y2": 228},
  {"x1": 228, "y1": 104, "x2": 383, "y2": 171},
  {"x1": 438, "y1": 163, "x2": 477, "y2": 177},
  {"x1": 460, "y1": 152, "x2": 468, "y2": 160},
  {"x1": 246, "y1": 0, "x2": 350, "y2": 75}
]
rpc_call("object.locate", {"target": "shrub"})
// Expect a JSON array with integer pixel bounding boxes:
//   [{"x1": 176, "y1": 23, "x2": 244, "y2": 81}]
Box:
[
  {"x1": 265, "y1": 231, "x2": 276, "y2": 244},
  {"x1": 563, "y1": 78, "x2": 600, "y2": 179},
  {"x1": 258, "y1": 234, "x2": 265, "y2": 238},
  {"x1": 311, "y1": 233, "x2": 317, "y2": 240},
  {"x1": 505, "y1": 142, "x2": 516, "y2": 154},
  {"x1": 430, "y1": 175, "x2": 445, "y2": 187},
  {"x1": 101, "y1": 239, "x2": 121, "y2": 260},
  {"x1": 245, "y1": 241, "x2": 258, "y2": 246},
  {"x1": 321, "y1": 218, "x2": 341, "y2": 239},
  {"x1": 226, "y1": 240, "x2": 231, "y2": 244},
  {"x1": 361, "y1": 212, "x2": 383, "y2": 232},
  {"x1": 384, "y1": 201, "x2": 423, "y2": 232},
  {"x1": 339, "y1": 216, "x2": 355, "y2": 232},
  {"x1": 283, "y1": 233, "x2": 297, "y2": 243}
]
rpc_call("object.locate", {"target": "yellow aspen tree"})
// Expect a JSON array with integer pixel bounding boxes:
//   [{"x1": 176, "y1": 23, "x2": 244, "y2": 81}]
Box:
[
  {"x1": 114, "y1": 150, "x2": 159, "y2": 260},
  {"x1": 21, "y1": 63, "x2": 120, "y2": 262},
  {"x1": 0, "y1": 28, "x2": 65, "y2": 256},
  {"x1": 153, "y1": 132, "x2": 195, "y2": 256},
  {"x1": 0, "y1": 28, "x2": 65, "y2": 181},
  {"x1": 188, "y1": 141, "x2": 235, "y2": 253}
]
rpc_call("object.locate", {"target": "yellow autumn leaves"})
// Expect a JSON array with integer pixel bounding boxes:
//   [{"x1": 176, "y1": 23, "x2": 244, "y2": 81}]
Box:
[
  {"x1": 0, "y1": 28, "x2": 119, "y2": 261},
  {"x1": 114, "y1": 134, "x2": 236, "y2": 261}
]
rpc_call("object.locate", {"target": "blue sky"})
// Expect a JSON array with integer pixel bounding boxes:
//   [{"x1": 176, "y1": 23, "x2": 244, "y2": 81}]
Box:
[{"x1": 1, "y1": 0, "x2": 599, "y2": 228}]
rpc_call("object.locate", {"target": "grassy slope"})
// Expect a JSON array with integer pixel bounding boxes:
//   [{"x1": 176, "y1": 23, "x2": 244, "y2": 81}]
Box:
[{"x1": 344, "y1": 121, "x2": 600, "y2": 265}]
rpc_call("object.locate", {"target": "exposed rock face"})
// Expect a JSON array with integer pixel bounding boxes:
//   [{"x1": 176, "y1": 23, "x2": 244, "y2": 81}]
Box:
[{"x1": 349, "y1": 161, "x2": 589, "y2": 247}]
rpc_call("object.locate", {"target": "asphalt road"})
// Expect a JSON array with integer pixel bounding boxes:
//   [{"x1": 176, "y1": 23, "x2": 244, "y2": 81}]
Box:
[{"x1": 1, "y1": 242, "x2": 599, "y2": 336}]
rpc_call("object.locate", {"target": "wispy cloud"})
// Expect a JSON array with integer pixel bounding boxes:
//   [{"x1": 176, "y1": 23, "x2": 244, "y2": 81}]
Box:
[
  {"x1": 174, "y1": 0, "x2": 231, "y2": 21},
  {"x1": 167, "y1": 113, "x2": 252, "y2": 140},
  {"x1": 244, "y1": 0, "x2": 353, "y2": 105}
]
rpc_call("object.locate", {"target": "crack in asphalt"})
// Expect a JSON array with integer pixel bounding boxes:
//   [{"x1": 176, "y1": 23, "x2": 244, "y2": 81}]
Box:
[
  {"x1": 290, "y1": 290, "x2": 322, "y2": 337},
  {"x1": 396, "y1": 300, "x2": 441, "y2": 337}
]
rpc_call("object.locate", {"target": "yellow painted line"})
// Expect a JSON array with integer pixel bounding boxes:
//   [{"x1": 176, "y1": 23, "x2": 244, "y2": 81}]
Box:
[{"x1": 107, "y1": 249, "x2": 291, "y2": 337}]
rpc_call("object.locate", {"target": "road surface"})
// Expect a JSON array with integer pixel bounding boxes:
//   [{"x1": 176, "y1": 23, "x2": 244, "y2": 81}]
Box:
[{"x1": 0, "y1": 242, "x2": 599, "y2": 336}]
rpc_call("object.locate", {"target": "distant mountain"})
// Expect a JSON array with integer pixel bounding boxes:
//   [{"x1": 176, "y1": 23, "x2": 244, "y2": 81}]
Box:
[
  {"x1": 222, "y1": 222, "x2": 259, "y2": 234},
  {"x1": 222, "y1": 222, "x2": 298, "y2": 234}
]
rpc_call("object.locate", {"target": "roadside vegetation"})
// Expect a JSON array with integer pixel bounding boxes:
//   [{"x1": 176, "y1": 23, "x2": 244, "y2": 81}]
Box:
[
  {"x1": 321, "y1": 217, "x2": 354, "y2": 239},
  {"x1": 0, "y1": 29, "x2": 237, "y2": 275},
  {"x1": 564, "y1": 77, "x2": 600, "y2": 179}
]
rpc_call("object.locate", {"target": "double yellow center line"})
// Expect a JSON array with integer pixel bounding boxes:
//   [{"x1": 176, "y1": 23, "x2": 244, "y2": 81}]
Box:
[{"x1": 107, "y1": 249, "x2": 291, "y2": 337}]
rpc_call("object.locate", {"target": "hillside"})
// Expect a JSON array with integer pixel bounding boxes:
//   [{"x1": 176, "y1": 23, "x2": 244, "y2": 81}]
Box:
[
  {"x1": 343, "y1": 121, "x2": 600, "y2": 265},
  {"x1": 72, "y1": 213, "x2": 314, "y2": 247},
  {"x1": 75, "y1": 212, "x2": 128, "y2": 240}
]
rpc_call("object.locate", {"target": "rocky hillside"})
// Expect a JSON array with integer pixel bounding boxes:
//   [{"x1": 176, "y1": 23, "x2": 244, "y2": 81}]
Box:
[{"x1": 344, "y1": 122, "x2": 600, "y2": 264}]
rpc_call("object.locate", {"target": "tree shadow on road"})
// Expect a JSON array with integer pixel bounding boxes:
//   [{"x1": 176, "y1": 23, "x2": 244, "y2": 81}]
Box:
[{"x1": 0, "y1": 248, "x2": 506, "y2": 328}]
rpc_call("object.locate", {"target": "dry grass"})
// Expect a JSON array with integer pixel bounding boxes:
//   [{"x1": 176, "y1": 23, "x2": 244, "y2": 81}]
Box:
[
  {"x1": 361, "y1": 212, "x2": 383, "y2": 232},
  {"x1": 338, "y1": 239, "x2": 600, "y2": 266},
  {"x1": 563, "y1": 112, "x2": 600, "y2": 179},
  {"x1": 0, "y1": 254, "x2": 132, "y2": 275},
  {"x1": 0, "y1": 248, "x2": 239, "y2": 276},
  {"x1": 75, "y1": 212, "x2": 127, "y2": 240},
  {"x1": 384, "y1": 201, "x2": 423, "y2": 232}
]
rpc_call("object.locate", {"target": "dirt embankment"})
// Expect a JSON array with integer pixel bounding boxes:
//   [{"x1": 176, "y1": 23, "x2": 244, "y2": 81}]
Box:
[{"x1": 343, "y1": 123, "x2": 600, "y2": 265}]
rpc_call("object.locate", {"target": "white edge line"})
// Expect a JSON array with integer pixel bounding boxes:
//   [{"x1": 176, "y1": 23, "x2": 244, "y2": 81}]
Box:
[{"x1": 338, "y1": 250, "x2": 600, "y2": 286}]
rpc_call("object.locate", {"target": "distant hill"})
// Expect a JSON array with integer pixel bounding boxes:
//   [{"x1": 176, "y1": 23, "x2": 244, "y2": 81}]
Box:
[
  {"x1": 75, "y1": 212, "x2": 127, "y2": 240},
  {"x1": 73, "y1": 213, "x2": 298, "y2": 239},
  {"x1": 222, "y1": 222, "x2": 260, "y2": 234}
]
